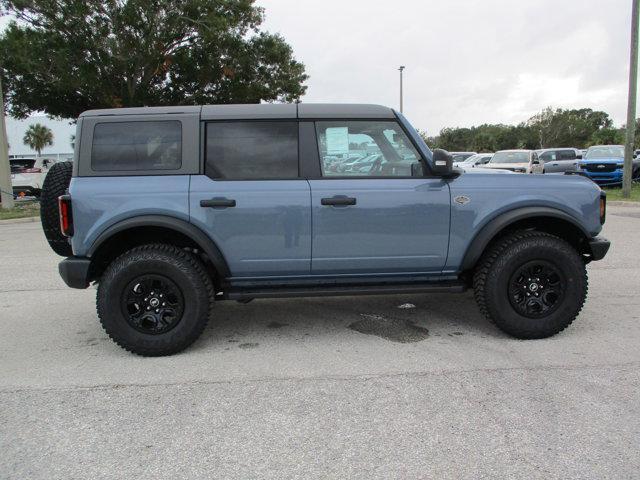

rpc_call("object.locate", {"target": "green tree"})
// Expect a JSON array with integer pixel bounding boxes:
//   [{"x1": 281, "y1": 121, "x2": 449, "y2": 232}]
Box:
[
  {"x1": 23, "y1": 123, "x2": 53, "y2": 155},
  {"x1": 527, "y1": 107, "x2": 612, "y2": 148},
  {"x1": 0, "y1": 0, "x2": 308, "y2": 119},
  {"x1": 589, "y1": 127, "x2": 625, "y2": 146}
]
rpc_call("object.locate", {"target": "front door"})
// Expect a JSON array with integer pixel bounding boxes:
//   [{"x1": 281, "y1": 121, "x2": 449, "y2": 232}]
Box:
[
  {"x1": 308, "y1": 120, "x2": 450, "y2": 275},
  {"x1": 190, "y1": 121, "x2": 311, "y2": 278}
]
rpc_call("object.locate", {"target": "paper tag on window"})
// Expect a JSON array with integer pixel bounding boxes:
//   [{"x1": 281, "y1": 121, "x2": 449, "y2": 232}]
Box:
[{"x1": 326, "y1": 127, "x2": 349, "y2": 155}]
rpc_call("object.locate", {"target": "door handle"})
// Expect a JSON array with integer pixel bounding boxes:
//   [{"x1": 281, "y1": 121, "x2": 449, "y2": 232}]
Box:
[
  {"x1": 321, "y1": 196, "x2": 356, "y2": 206},
  {"x1": 200, "y1": 197, "x2": 236, "y2": 208}
]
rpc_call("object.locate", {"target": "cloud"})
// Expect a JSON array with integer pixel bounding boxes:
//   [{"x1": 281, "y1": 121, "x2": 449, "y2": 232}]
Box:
[{"x1": 257, "y1": 0, "x2": 637, "y2": 134}]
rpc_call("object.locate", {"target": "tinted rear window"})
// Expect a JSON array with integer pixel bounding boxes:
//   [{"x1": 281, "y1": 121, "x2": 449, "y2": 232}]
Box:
[
  {"x1": 205, "y1": 122, "x2": 298, "y2": 180},
  {"x1": 91, "y1": 121, "x2": 182, "y2": 171}
]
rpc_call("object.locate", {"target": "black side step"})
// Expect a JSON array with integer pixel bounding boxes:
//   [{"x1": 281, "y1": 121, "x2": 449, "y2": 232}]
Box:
[{"x1": 225, "y1": 282, "x2": 466, "y2": 301}]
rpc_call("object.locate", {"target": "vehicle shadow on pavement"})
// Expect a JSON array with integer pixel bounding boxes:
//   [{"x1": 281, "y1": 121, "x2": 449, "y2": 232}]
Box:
[{"x1": 194, "y1": 291, "x2": 506, "y2": 350}]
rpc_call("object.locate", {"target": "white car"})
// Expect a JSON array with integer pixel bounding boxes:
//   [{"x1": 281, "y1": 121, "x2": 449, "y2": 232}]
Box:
[
  {"x1": 10, "y1": 157, "x2": 59, "y2": 197},
  {"x1": 480, "y1": 149, "x2": 543, "y2": 174},
  {"x1": 454, "y1": 153, "x2": 493, "y2": 169}
]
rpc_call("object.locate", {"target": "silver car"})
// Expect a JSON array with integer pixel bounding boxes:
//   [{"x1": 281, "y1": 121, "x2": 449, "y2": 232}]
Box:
[{"x1": 536, "y1": 148, "x2": 582, "y2": 174}]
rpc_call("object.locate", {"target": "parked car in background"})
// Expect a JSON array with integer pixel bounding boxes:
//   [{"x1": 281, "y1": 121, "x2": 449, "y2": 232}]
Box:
[
  {"x1": 481, "y1": 149, "x2": 542, "y2": 173},
  {"x1": 536, "y1": 148, "x2": 582, "y2": 174},
  {"x1": 450, "y1": 151, "x2": 477, "y2": 163},
  {"x1": 10, "y1": 157, "x2": 59, "y2": 197},
  {"x1": 634, "y1": 149, "x2": 639, "y2": 159},
  {"x1": 454, "y1": 153, "x2": 493, "y2": 169},
  {"x1": 578, "y1": 145, "x2": 639, "y2": 186}
]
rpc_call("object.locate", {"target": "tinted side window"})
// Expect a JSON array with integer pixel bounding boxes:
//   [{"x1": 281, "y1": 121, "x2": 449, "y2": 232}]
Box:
[
  {"x1": 91, "y1": 121, "x2": 182, "y2": 171},
  {"x1": 206, "y1": 122, "x2": 298, "y2": 180},
  {"x1": 558, "y1": 150, "x2": 576, "y2": 160},
  {"x1": 540, "y1": 151, "x2": 556, "y2": 161}
]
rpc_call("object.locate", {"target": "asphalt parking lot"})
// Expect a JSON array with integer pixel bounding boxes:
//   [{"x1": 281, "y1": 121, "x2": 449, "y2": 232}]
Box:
[{"x1": 1, "y1": 205, "x2": 639, "y2": 479}]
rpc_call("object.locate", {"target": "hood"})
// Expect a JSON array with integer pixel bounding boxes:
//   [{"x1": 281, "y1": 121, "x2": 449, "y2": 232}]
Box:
[
  {"x1": 462, "y1": 167, "x2": 514, "y2": 174},
  {"x1": 581, "y1": 158, "x2": 623, "y2": 164},
  {"x1": 482, "y1": 162, "x2": 529, "y2": 172}
]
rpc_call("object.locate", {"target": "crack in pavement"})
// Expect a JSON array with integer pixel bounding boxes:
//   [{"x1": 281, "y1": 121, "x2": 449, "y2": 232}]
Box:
[{"x1": 2, "y1": 361, "x2": 639, "y2": 395}]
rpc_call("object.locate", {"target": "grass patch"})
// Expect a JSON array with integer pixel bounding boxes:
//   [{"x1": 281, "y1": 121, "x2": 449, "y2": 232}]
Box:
[
  {"x1": 603, "y1": 183, "x2": 640, "y2": 202},
  {"x1": 0, "y1": 201, "x2": 40, "y2": 220}
]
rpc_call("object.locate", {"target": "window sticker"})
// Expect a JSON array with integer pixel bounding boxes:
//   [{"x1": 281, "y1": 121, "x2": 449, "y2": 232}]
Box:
[{"x1": 326, "y1": 127, "x2": 349, "y2": 155}]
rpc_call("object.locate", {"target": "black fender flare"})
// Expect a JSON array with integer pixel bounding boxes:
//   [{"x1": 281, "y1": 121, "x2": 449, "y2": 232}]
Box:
[
  {"x1": 460, "y1": 206, "x2": 590, "y2": 271},
  {"x1": 87, "y1": 215, "x2": 231, "y2": 278}
]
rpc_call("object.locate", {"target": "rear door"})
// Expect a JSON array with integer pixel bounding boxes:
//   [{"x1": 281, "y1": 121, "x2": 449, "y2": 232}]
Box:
[
  {"x1": 189, "y1": 120, "x2": 312, "y2": 278},
  {"x1": 307, "y1": 120, "x2": 450, "y2": 275},
  {"x1": 543, "y1": 149, "x2": 577, "y2": 173}
]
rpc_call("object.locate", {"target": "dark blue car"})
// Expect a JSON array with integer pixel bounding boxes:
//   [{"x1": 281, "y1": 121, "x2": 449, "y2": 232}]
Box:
[{"x1": 579, "y1": 145, "x2": 628, "y2": 186}]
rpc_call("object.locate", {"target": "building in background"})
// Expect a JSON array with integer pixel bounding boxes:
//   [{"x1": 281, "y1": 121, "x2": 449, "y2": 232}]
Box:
[{"x1": 6, "y1": 115, "x2": 75, "y2": 160}]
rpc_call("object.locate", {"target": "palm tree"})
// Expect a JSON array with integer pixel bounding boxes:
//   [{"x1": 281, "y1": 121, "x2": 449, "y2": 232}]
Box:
[{"x1": 23, "y1": 123, "x2": 54, "y2": 156}]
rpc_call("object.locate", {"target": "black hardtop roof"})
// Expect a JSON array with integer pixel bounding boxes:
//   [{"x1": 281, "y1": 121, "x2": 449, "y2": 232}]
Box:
[{"x1": 79, "y1": 103, "x2": 396, "y2": 120}]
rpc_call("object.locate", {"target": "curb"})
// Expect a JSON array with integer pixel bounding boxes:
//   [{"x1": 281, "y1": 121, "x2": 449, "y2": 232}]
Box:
[
  {"x1": 608, "y1": 201, "x2": 640, "y2": 207},
  {"x1": 0, "y1": 216, "x2": 40, "y2": 225}
]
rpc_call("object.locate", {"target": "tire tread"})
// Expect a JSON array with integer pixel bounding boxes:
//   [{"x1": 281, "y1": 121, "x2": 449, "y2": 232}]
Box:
[
  {"x1": 473, "y1": 230, "x2": 588, "y2": 338},
  {"x1": 97, "y1": 244, "x2": 215, "y2": 356}
]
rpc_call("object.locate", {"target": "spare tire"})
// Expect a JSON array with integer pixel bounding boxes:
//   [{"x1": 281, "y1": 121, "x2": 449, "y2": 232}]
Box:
[{"x1": 40, "y1": 161, "x2": 73, "y2": 257}]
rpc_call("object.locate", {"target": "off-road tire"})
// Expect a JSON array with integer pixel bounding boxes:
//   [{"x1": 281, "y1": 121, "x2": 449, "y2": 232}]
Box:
[
  {"x1": 97, "y1": 244, "x2": 214, "y2": 356},
  {"x1": 473, "y1": 231, "x2": 588, "y2": 339},
  {"x1": 40, "y1": 161, "x2": 73, "y2": 256}
]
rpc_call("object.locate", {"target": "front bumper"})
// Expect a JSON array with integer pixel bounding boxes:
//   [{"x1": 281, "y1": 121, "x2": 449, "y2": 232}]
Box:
[
  {"x1": 581, "y1": 169, "x2": 623, "y2": 185},
  {"x1": 59, "y1": 257, "x2": 91, "y2": 289},
  {"x1": 588, "y1": 236, "x2": 610, "y2": 261}
]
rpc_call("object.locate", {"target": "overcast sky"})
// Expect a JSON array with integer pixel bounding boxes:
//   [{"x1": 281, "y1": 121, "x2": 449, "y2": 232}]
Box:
[
  {"x1": 257, "y1": 0, "x2": 638, "y2": 135},
  {"x1": 3, "y1": 0, "x2": 638, "y2": 154}
]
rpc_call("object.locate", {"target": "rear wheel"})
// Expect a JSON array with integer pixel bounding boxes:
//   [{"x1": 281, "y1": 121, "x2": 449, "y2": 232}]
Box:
[
  {"x1": 473, "y1": 231, "x2": 587, "y2": 339},
  {"x1": 40, "y1": 161, "x2": 73, "y2": 256},
  {"x1": 97, "y1": 244, "x2": 214, "y2": 356}
]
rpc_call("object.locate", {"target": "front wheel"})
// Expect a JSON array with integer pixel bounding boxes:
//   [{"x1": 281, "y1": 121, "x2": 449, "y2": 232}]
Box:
[
  {"x1": 473, "y1": 231, "x2": 587, "y2": 339},
  {"x1": 97, "y1": 244, "x2": 214, "y2": 356}
]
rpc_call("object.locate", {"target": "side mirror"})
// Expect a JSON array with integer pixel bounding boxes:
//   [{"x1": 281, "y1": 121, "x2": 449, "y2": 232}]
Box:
[
  {"x1": 576, "y1": 153, "x2": 583, "y2": 159},
  {"x1": 432, "y1": 149, "x2": 453, "y2": 176},
  {"x1": 410, "y1": 162, "x2": 425, "y2": 177}
]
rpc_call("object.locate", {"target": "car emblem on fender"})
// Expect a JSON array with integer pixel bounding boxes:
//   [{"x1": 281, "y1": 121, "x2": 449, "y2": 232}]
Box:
[{"x1": 454, "y1": 195, "x2": 471, "y2": 205}]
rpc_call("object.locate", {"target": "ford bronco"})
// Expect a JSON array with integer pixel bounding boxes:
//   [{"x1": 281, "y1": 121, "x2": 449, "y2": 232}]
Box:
[{"x1": 40, "y1": 104, "x2": 610, "y2": 356}]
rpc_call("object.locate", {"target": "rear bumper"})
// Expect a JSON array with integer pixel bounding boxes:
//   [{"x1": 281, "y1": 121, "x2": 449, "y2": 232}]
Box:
[
  {"x1": 588, "y1": 236, "x2": 610, "y2": 261},
  {"x1": 58, "y1": 257, "x2": 91, "y2": 289}
]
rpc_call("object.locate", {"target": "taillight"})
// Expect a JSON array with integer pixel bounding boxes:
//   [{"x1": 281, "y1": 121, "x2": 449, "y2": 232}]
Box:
[
  {"x1": 22, "y1": 167, "x2": 42, "y2": 173},
  {"x1": 58, "y1": 195, "x2": 73, "y2": 237},
  {"x1": 599, "y1": 192, "x2": 606, "y2": 225}
]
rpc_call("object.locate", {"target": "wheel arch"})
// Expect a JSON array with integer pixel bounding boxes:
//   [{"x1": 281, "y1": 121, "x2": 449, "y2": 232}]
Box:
[
  {"x1": 461, "y1": 207, "x2": 592, "y2": 272},
  {"x1": 87, "y1": 215, "x2": 230, "y2": 283}
]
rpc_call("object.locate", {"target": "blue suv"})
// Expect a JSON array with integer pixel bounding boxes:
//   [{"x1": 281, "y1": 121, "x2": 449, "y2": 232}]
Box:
[{"x1": 39, "y1": 104, "x2": 610, "y2": 356}]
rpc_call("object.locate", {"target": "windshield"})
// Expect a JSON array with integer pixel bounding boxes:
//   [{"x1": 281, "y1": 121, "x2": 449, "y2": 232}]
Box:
[
  {"x1": 460, "y1": 154, "x2": 480, "y2": 164},
  {"x1": 490, "y1": 151, "x2": 529, "y2": 164},
  {"x1": 451, "y1": 153, "x2": 473, "y2": 162},
  {"x1": 10, "y1": 159, "x2": 36, "y2": 172},
  {"x1": 585, "y1": 146, "x2": 624, "y2": 159}
]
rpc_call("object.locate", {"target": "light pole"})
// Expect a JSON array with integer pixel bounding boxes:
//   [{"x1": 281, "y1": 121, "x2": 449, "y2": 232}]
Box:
[
  {"x1": 622, "y1": 0, "x2": 639, "y2": 198},
  {"x1": 398, "y1": 66, "x2": 405, "y2": 114}
]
